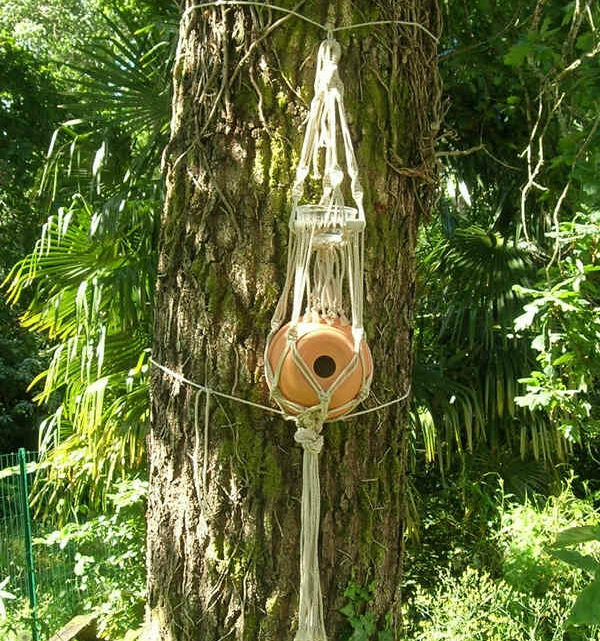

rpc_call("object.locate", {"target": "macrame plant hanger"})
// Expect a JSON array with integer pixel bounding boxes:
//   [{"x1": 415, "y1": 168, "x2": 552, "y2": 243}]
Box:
[{"x1": 264, "y1": 35, "x2": 372, "y2": 641}]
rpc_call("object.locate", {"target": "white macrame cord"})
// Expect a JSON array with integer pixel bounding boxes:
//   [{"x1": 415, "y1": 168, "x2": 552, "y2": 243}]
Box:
[
  {"x1": 264, "y1": 37, "x2": 372, "y2": 641},
  {"x1": 264, "y1": 37, "x2": 371, "y2": 419}
]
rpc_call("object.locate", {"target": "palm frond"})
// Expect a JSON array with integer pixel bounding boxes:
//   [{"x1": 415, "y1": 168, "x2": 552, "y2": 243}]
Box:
[
  {"x1": 5, "y1": 192, "x2": 154, "y2": 516},
  {"x1": 412, "y1": 219, "x2": 569, "y2": 470},
  {"x1": 38, "y1": 13, "x2": 174, "y2": 208}
]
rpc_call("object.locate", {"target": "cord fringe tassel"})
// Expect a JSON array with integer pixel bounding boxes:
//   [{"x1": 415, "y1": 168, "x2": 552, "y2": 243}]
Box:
[{"x1": 294, "y1": 413, "x2": 327, "y2": 641}]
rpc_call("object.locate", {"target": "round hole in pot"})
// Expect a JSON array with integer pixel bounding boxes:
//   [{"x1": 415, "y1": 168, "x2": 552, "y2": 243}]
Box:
[{"x1": 313, "y1": 355, "x2": 336, "y2": 378}]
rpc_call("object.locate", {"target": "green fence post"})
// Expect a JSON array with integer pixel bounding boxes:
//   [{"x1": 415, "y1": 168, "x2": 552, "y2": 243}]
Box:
[{"x1": 18, "y1": 448, "x2": 39, "y2": 641}]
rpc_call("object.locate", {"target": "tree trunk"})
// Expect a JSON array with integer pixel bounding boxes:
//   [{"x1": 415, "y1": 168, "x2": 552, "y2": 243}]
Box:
[{"x1": 147, "y1": 2, "x2": 441, "y2": 640}]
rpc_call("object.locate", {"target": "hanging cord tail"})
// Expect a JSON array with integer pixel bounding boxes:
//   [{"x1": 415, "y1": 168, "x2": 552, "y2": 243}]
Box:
[{"x1": 293, "y1": 407, "x2": 328, "y2": 641}]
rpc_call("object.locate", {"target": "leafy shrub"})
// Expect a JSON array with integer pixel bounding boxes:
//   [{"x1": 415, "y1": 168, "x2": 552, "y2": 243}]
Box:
[
  {"x1": 497, "y1": 479, "x2": 600, "y2": 597},
  {"x1": 514, "y1": 207, "x2": 600, "y2": 443},
  {"x1": 37, "y1": 477, "x2": 147, "y2": 639},
  {"x1": 0, "y1": 598, "x2": 34, "y2": 641},
  {"x1": 340, "y1": 581, "x2": 393, "y2": 641},
  {"x1": 0, "y1": 597, "x2": 73, "y2": 641},
  {"x1": 409, "y1": 566, "x2": 593, "y2": 641},
  {"x1": 550, "y1": 525, "x2": 600, "y2": 625},
  {"x1": 402, "y1": 480, "x2": 600, "y2": 641}
]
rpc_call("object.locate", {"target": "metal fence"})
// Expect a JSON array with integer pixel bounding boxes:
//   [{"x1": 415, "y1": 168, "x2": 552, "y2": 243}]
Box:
[{"x1": 0, "y1": 449, "x2": 80, "y2": 640}]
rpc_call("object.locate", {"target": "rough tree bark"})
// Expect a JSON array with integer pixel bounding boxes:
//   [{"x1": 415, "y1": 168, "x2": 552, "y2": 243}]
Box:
[{"x1": 147, "y1": 2, "x2": 441, "y2": 640}]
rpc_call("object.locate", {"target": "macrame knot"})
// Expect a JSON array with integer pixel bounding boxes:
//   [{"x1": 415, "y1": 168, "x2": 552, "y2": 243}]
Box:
[
  {"x1": 295, "y1": 401, "x2": 328, "y2": 432},
  {"x1": 287, "y1": 325, "x2": 299, "y2": 343},
  {"x1": 294, "y1": 427, "x2": 324, "y2": 455},
  {"x1": 357, "y1": 386, "x2": 370, "y2": 403}
]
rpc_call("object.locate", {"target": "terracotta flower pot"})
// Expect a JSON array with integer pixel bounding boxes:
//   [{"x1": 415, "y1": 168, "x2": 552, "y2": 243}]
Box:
[{"x1": 267, "y1": 316, "x2": 372, "y2": 420}]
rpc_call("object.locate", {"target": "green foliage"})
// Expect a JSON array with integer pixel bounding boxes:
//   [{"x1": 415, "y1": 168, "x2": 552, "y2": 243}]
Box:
[
  {"x1": 410, "y1": 566, "x2": 587, "y2": 641},
  {"x1": 405, "y1": 467, "x2": 502, "y2": 585},
  {"x1": 403, "y1": 480, "x2": 600, "y2": 640},
  {"x1": 413, "y1": 0, "x2": 600, "y2": 470},
  {"x1": 413, "y1": 218, "x2": 541, "y2": 466},
  {"x1": 0, "y1": 309, "x2": 41, "y2": 451},
  {"x1": 496, "y1": 482, "x2": 600, "y2": 597},
  {"x1": 0, "y1": 576, "x2": 16, "y2": 618},
  {"x1": 4, "y1": 193, "x2": 154, "y2": 513},
  {"x1": 0, "y1": 37, "x2": 60, "y2": 188},
  {"x1": 550, "y1": 525, "x2": 600, "y2": 626},
  {"x1": 0, "y1": 36, "x2": 60, "y2": 451},
  {"x1": 0, "y1": 478, "x2": 145, "y2": 639},
  {"x1": 344, "y1": 475, "x2": 600, "y2": 641},
  {"x1": 0, "y1": 0, "x2": 103, "y2": 57},
  {"x1": 3, "y1": 3, "x2": 175, "y2": 509},
  {"x1": 0, "y1": 596, "x2": 75, "y2": 641},
  {"x1": 40, "y1": 10, "x2": 175, "y2": 210},
  {"x1": 340, "y1": 581, "x2": 393, "y2": 641},
  {"x1": 37, "y1": 477, "x2": 147, "y2": 638},
  {"x1": 0, "y1": 599, "x2": 34, "y2": 641},
  {"x1": 514, "y1": 207, "x2": 600, "y2": 443},
  {"x1": 0, "y1": 0, "x2": 174, "y2": 60}
]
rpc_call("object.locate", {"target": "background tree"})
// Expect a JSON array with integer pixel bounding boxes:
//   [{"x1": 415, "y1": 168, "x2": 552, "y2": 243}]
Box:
[
  {"x1": 0, "y1": 36, "x2": 60, "y2": 451},
  {"x1": 3, "y1": 1, "x2": 176, "y2": 511},
  {"x1": 147, "y1": 1, "x2": 441, "y2": 639}
]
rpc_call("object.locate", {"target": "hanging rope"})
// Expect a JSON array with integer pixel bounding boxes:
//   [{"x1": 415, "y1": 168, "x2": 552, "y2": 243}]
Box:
[
  {"x1": 150, "y1": 358, "x2": 284, "y2": 415},
  {"x1": 293, "y1": 408, "x2": 327, "y2": 641},
  {"x1": 265, "y1": 35, "x2": 371, "y2": 641},
  {"x1": 264, "y1": 37, "x2": 371, "y2": 426}
]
